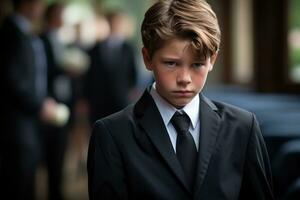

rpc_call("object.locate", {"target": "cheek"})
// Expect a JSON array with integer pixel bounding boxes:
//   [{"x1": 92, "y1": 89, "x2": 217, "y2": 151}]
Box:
[
  {"x1": 154, "y1": 71, "x2": 175, "y2": 88},
  {"x1": 156, "y1": 73, "x2": 170, "y2": 85},
  {"x1": 192, "y1": 70, "x2": 209, "y2": 85}
]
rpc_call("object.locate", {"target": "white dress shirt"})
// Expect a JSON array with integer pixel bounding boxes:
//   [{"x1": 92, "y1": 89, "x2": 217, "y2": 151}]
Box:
[{"x1": 150, "y1": 83, "x2": 200, "y2": 153}]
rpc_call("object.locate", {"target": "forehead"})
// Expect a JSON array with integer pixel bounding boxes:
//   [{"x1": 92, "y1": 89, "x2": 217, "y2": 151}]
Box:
[{"x1": 155, "y1": 38, "x2": 205, "y2": 60}]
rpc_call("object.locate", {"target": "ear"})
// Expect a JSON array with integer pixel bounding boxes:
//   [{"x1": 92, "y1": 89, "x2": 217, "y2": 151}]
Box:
[
  {"x1": 208, "y1": 53, "x2": 218, "y2": 71},
  {"x1": 142, "y1": 47, "x2": 153, "y2": 71}
]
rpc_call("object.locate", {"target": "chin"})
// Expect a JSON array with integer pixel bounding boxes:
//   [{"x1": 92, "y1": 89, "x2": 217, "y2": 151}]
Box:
[
  {"x1": 164, "y1": 95, "x2": 191, "y2": 108},
  {"x1": 173, "y1": 101, "x2": 189, "y2": 109}
]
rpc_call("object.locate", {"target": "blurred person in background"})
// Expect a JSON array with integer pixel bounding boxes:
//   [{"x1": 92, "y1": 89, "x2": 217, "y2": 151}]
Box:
[
  {"x1": 85, "y1": 10, "x2": 138, "y2": 125},
  {"x1": 63, "y1": 20, "x2": 91, "y2": 180},
  {"x1": 40, "y1": 2, "x2": 73, "y2": 200},
  {"x1": 0, "y1": 0, "x2": 59, "y2": 199}
]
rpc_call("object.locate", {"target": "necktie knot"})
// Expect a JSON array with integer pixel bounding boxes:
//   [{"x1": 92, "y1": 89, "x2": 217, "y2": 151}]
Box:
[{"x1": 171, "y1": 111, "x2": 190, "y2": 133}]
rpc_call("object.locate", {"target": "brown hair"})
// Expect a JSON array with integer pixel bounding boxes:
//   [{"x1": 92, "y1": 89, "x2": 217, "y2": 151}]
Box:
[{"x1": 141, "y1": 0, "x2": 221, "y2": 58}]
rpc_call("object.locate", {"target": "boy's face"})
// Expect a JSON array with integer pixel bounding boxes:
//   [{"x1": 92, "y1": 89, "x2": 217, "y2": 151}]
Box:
[{"x1": 142, "y1": 38, "x2": 217, "y2": 108}]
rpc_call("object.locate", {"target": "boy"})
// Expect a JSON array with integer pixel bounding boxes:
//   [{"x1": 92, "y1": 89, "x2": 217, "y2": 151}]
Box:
[{"x1": 87, "y1": 0, "x2": 274, "y2": 199}]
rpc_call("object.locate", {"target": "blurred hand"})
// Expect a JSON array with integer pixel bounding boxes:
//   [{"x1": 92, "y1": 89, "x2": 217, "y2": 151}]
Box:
[{"x1": 39, "y1": 97, "x2": 57, "y2": 123}]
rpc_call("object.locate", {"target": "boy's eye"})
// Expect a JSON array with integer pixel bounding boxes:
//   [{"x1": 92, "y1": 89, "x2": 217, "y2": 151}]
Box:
[
  {"x1": 192, "y1": 63, "x2": 204, "y2": 68},
  {"x1": 164, "y1": 61, "x2": 177, "y2": 67}
]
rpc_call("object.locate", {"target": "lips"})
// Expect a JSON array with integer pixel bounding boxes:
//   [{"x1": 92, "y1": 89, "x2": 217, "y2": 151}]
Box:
[{"x1": 173, "y1": 90, "x2": 194, "y2": 97}]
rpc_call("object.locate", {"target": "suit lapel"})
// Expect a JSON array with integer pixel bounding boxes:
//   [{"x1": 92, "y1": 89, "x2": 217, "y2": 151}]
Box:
[
  {"x1": 194, "y1": 93, "x2": 221, "y2": 197},
  {"x1": 134, "y1": 89, "x2": 191, "y2": 193}
]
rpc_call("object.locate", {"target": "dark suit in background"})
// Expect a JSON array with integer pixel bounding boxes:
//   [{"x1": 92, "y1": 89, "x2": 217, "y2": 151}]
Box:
[
  {"x1": 40, "y1": 30, "x2": 73, "y2": 200},
  {"x1": 0, "y1": 15, "x2": 47, "y2": 200},
  {"x1": 87, "y1": 88, "x2": 274, "y2": 200},
  {"x1": 85, "y1": 38, "x2": 137, "y2": 124}
]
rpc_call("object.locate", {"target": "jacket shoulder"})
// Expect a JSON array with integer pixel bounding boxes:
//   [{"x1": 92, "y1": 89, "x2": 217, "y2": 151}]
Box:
[
  {"x1": 93, "y1": 104, "x2": 135, "y2": 137},
  {"x1": 211, "y1": 99, "x2": 255, "y2": 127}
]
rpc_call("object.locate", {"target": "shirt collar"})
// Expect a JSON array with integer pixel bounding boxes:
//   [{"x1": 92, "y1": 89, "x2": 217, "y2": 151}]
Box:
[
  {"x1": 150, "y1": 83, "x2": 200, "y2": 129},
  {"x1": 182, "y1": 92, "x2": 200, "y2": 129}
]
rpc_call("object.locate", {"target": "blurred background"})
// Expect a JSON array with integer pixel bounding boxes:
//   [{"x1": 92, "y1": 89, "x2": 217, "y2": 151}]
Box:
[{"x1": 0, "y1": 0, "x2": 300, "y2": 199}]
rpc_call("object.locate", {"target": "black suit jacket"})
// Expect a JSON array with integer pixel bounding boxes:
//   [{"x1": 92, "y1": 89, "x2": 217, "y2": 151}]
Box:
[
  {"x1": 0, "y1": 15, "x2": 45, "y2": 199},
  {"x1": 0, "y1": 15, "x2": 45, "y2": 140},
  {"x1": 0, "y1": 16, "x2": 43, "y2": 115},
  {"x1": 87, "y1": 89, "x2": 274, "y2": 200}
]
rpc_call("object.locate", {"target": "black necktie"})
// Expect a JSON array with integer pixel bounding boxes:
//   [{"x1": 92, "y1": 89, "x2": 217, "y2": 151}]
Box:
[{"x1": 171, "y1": 111, "x2": 197, "y2": 188}]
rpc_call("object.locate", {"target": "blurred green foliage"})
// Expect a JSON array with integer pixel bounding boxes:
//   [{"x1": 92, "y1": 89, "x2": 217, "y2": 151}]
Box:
[
  {"x1": 290, "y1": 47, "x2": 300, "y2": 68},
  {"x1": 289, "y1": 0, "x2": 300, "y2": 79},
  {"x1": 44, "y1": 0, "x2": 150, "y2": 47},
  {"x1": 289, "y1": 0, "x2": 300, "y2": 29}
]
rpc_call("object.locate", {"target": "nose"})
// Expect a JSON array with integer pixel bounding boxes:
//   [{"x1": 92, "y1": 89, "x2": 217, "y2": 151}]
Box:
[{"x1": 176, "y1": 67, "x2": 192, "y2": 86}]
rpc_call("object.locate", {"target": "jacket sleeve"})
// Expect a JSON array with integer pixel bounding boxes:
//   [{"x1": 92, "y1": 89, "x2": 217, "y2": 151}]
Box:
[
  {"x1": 87, "y1": 120, "x2": 128, "y2": 200},
  {"x1": 239, "y1": 114, "x2": 275, "y2": 200}
]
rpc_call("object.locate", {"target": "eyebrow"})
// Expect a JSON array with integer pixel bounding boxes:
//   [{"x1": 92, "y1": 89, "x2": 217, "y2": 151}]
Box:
[
  {"x1": 160, "y1": 56, "x2": 206, "y2": 61},
  {"x1": 160, "y1": 56, "x2": 181, "y2": 60}
]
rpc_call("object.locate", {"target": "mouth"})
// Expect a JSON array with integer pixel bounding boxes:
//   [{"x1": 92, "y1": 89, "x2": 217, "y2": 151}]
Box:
[{"x1": 172, "y1": 90, "x2": 194, "y2": 97}]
